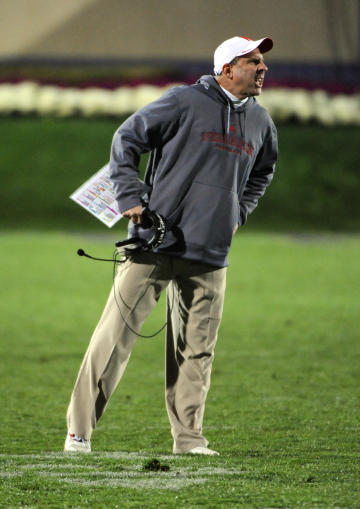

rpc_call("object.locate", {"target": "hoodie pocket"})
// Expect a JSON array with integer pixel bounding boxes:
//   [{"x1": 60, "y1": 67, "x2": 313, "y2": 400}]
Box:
[{"x1": 179, "y1": 181, "x2": 239, "y2": 251}]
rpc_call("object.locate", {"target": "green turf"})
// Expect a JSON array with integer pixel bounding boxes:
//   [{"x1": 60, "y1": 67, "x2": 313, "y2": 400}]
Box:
[
  {"x1": 0, "y1": 231, "x2": 359, "y2": 508},
  {"x1": 1, "y1": 117, "x2": 360, "y2": 231}
]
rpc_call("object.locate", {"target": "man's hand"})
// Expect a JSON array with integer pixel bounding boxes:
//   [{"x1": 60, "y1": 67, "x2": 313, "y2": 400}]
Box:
[{"x1": 122, "y1": 205, "x2": 143, "y2": 224}]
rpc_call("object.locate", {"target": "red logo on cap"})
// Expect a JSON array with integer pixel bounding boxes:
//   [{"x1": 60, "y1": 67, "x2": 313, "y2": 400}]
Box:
[{"x1": 240, "y1": 36, "x2": 253, "y2": 41}]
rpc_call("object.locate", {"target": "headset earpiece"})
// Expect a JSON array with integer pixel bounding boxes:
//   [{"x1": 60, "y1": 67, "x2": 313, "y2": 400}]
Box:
[{"x1": 115, "y1": 208, "x2": 166, "y2": 254}]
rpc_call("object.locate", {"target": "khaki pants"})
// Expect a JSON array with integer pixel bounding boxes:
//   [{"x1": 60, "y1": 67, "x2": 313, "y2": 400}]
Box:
[{"x1": 66, "y1": 251, "x2": 226, "y2": 453}]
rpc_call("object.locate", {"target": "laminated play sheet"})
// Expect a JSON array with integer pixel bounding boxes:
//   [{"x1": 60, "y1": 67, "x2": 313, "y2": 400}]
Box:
[{"x1": 70, "y1": 164, "x2": 122, "y2": 227}]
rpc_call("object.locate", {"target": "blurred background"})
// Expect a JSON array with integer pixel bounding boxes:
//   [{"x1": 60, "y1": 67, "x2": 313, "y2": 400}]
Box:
[{"x1": 1, "y1": 0, "x2": 359, "y2": 232}]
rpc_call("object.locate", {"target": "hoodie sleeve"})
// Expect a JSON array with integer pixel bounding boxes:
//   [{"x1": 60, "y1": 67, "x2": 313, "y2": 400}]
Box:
[
  {"x1": 109, "y1": 89, "x2": 180, "y2": 213},
  {"x1": 239, "y1": 121, "x2": 278, "y2": 226}
]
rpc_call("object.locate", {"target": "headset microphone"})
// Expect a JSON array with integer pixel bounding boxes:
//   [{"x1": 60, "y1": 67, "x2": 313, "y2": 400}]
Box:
[
  {"x1": 77, "y1": 249, "x2": 119, "y2": 263},
  {"x1": 75, "y1": 207, "x2": 169, "y2": 339},
  {"x1": 77, "y1": 208, "x2": 166, "y2": 262}
]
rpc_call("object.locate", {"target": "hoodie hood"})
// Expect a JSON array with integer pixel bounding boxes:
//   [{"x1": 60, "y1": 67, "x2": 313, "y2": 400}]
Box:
[
  {"x1": 195, "y1": 75, "x2": 255, "y2": 110},
  {"x1": 195, "y1": 74, "x2": 254, "y2": 136}
]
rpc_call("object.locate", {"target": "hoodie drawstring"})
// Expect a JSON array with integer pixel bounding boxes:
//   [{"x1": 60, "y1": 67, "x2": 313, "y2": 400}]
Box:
[
  {"x1": 227, "y1": 103, "x2": 231, "y2": 134},
  {"x1": 238, "y1": 108, "x2": 246, "y2": 140},
  {"x1": 227, "y1": 102, "x2": 246, "y2": 142}
]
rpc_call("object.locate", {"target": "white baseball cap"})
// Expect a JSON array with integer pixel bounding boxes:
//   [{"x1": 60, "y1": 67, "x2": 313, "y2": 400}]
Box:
[{"x1": 214, "y1": 36, "x2": 273, "y2": 74}]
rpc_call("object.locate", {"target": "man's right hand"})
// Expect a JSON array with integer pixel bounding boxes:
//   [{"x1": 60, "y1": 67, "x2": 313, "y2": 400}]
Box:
[{"x1": 122, "y1": 205, "x2": 143, "y2": 224}]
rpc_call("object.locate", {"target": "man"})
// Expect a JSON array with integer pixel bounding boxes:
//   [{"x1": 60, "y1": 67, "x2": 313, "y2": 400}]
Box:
[{"x1": 65, "y1": 35, "x2": 278, "y2": 455}]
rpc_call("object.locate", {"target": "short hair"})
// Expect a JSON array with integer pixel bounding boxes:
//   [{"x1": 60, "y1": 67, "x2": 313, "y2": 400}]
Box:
[
  {"x1": 215, "y1": 55, "x2": 241, "y2": 75},
  {"x1": 229, "y1": 56, "x2": 241, "y2": 67}
]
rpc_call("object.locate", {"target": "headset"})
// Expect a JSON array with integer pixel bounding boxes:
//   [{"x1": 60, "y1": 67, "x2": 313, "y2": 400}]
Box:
[
  {"x1": 115, "y1": 208, "x2": 166, "y2": 255},
  {"x1": 77, "y1": 207, "x2": 171, "y2": 338},
  {"x1": 78, "y1": 208, "x2": 166, "y2": 262}
]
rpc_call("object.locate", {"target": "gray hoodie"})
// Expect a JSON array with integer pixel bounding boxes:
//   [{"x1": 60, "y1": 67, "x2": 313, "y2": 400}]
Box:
[{"x1": 110, "y1": 75, "x2": 278, "y2": 267}]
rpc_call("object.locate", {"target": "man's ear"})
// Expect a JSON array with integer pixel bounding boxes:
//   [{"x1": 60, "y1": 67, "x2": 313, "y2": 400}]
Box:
[{"x1": 222, "y1": 63, "x2": 232, "y2": 79}]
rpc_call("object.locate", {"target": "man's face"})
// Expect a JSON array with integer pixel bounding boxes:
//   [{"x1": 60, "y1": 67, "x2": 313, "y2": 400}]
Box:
[{"x1": 227, "y1": 49, "x2": 268, "y2": 99}]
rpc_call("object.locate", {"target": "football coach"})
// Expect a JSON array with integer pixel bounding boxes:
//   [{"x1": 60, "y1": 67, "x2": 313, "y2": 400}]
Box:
[{"x1": 65, "y1": 35, "x2": 278, "y2": 456}]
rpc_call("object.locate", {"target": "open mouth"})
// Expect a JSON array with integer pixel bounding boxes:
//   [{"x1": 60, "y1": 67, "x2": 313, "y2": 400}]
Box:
[{"x1": 255, "y1": 76, "x2": 264, "y2": 88}]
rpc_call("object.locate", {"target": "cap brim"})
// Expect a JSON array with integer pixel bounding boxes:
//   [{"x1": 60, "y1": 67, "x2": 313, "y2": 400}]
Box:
[
  {"x1": 240, "y1": 37, "x2": 273, "y2": 57},
  {"x1": 258, "y1": 37, "x2": 273, "y2": 54}
]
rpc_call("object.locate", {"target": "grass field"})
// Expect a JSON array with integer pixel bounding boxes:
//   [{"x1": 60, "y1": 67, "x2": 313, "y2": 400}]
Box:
[
  {"x1": 0, "y1": 230, "x2": 359, "y2": 508},
  {"x1": 1, "y1": 117, "x2": 360, "y2": 232}
]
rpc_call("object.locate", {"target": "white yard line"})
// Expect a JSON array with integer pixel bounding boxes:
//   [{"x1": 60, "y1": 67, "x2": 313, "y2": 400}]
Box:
[{"x1": 0, "y1": 453, "x2": 245, "y2": 490}]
